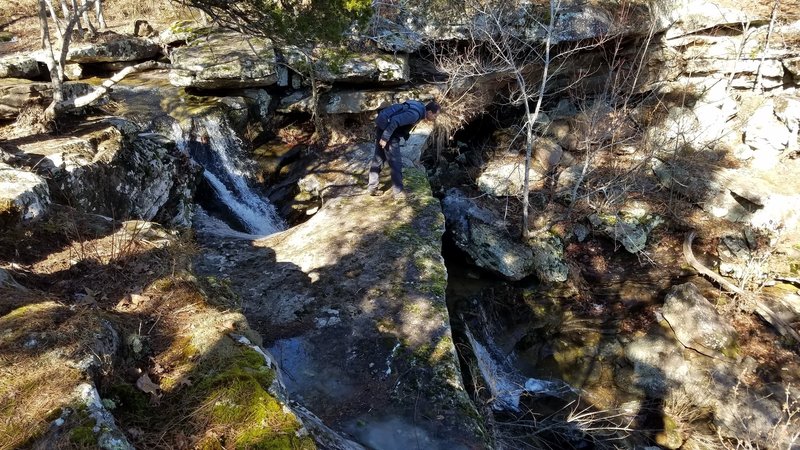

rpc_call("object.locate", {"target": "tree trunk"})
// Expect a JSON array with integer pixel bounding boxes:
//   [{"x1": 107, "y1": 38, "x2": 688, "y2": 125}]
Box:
[
  {"x1": 70, "y1": 0, "x2": 84, "y2": 38},
  {"x1": 44, "y1": 0, "x2": 64, "y2": 38},
  {"x1": 81, "y1": 0, "x2": 96, "y2": 36},
  {"x1": 754, "y1": 0, "x2": 780, "y2": 91},
  {"x1": 39, "y1": 0, "x2": 64, "y2": 125},
  {"x1": 43, "y1": 0, "x2": 97, "y2": 124},
  {"x1": 521, "y1": 0, "x2": 556, "y2": 239},
  {"x1": 95, "y1": 0, "x2": 106, "y2": 29}
]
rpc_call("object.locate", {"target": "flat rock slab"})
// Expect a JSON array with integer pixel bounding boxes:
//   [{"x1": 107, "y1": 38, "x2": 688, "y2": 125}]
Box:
[
  {"x1": 169, "y1": 31, "x2": 278, "y2": 89},
  {"x1": 195, "y1": 169, "x2": 481, "y2": 449}
]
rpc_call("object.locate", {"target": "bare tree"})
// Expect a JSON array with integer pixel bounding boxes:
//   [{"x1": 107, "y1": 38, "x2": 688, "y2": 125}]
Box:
[
  {"x1": 432, "y1": 0, "x2": 607, "y2": 238},
  {"x1": 37, "y1": 0, "x2": 166, "y2": 126}
]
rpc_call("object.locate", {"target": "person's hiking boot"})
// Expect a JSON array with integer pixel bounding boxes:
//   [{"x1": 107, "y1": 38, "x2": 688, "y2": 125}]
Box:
[
  {"x1": 393, "y1": 189, "x2": 407, "y2": 200},
  {"x1": 366, "y1": 185, "x2": 380, "y2": 196}
]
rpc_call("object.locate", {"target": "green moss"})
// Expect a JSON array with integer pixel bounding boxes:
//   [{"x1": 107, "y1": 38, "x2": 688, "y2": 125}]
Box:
[
  {"x1": 107, "y1": 383, "x2": 149, "y2": 415},
  {"x1": 70, "y1": 426, "x2": 96, "y2": 445},
  {"x1": 191, "y1": 345, "x2": 315, "y2": 449},
  {"x1": 414, "y1": 254, "x2": 447, "y2": 297},
  {"x1": 318, "y1": 47, "x2": 358, "y2": 75}
]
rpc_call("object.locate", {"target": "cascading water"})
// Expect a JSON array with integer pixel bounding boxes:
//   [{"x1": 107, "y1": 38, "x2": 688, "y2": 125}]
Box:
[{"x1": 177, "y1": 116, "x2": 286, "y2": 237}]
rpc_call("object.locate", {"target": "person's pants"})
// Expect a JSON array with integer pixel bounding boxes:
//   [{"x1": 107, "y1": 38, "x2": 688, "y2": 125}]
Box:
[{"x1": 367, "y1": 127, "x2": 404, "y2": 193}]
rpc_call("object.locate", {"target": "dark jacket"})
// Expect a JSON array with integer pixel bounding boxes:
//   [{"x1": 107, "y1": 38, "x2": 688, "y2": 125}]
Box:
[{"x1": 376, "y1": 100, "x2": 426, "y2": 142}]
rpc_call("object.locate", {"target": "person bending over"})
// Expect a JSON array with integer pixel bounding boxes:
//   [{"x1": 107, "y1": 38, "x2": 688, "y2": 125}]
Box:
[{"x1": 367, "y1": 100, "x2": 440, "y2": 198}]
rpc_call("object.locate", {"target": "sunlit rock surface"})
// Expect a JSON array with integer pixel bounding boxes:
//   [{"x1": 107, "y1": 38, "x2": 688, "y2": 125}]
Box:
[{"x1": 195, "y1": 169, "x2": 483, "y2": 449}]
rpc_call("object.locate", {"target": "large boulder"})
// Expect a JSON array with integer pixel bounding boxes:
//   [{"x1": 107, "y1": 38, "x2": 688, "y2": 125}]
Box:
[
  {"x1": 12, "y1": 119, "x2": 202, "y2": 226},
  {"x1": 29, "y1": 34, "x2": 160, "y2": 64},
  {"x1": 476, "y1": 156, "x2": 546, "y2": 197},
  {"x1": 66, "y1": 36, "x2": 160, "y2": 63},
  {"x1": 442, "y1": 188, "x2": 536, "y2": 280},
  {"x1": 743, "y1": 100, "x2": 791, "y2": 168},
  {"x1": 169, "y1": 30, "x2": 278, "y2": 89},
  {"x1": 0, "y1": 162, "x2": 51, "y2": 224},
  {"x1": 322, "y1": 89, "x2": 396, "y2": 114},
  {"x1": 785, "y1": 56, "x2": 800, "y2": 83},
  {"x1": 661, "y1": 283, "x2": 738, "y2": 357},
  {"x1": 0, "y1": 54, "x2": 41, "y2": 80}
]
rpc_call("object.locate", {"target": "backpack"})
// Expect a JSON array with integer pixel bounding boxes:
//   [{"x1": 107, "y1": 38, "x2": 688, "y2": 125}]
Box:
[{"x1": 375, "y1": 100, "x2": 426, "y2": 129}]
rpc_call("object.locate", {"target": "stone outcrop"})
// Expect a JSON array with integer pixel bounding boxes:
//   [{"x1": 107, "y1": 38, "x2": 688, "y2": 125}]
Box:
[
  {"x1": 0, "y1": 79, "x2": 50, "y2": 120},
  {"x1": 0, "y1": 79, "x2": 102, "y2": 121},
  {"x1": 0, "y1": 162, "x2": 51, "y2": 224},
  {"x1": 286, "y1": 47, "x2": 410, "y2": 84},
  {"x1": 0, "y1": 54, "x2": 41, "y2": 80},
  {"x1": 442, "y1": 188, "x2": 537, "y2": 280},
  {"x1": 10, "y1": 119, "x2": 201, "y2": 226},
  {"x1": 169, "y1": 31, "x2": 278, "y2": 89},
  {"x1": 65, "y1": 35, "x2": 161, "y2": 63}
]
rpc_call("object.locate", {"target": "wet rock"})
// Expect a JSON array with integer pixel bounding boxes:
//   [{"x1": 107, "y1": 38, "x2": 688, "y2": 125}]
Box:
[
  {"x1": 0, "y1": 162, "x2": 51, "y2": 224},
  {"x1": 169, "y1": 30, "x2": 278, "y2": 89},
  {"x1": 588, "y1": 204, "x2": 663, "y2": 254},
  {"x1": 13, "y1": 119, "x2": 202, "y2": 226},
  {"x1": 0, "y1": 54, "x2": 41, "y2": 79},
  {"x1": 442, "y1": 188, "x2": 536, "y2": 280},
  {"x1": 476, "y1": 156, "x2": 545, "y2": 197},
  {"x1": 661, "y1": 283, "x2": 738, "y2": 357}
]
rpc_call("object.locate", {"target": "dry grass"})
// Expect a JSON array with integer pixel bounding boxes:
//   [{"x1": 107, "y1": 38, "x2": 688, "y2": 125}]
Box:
[{"x1": 0, "y1": 301, "x2": 100, "y2": 450}]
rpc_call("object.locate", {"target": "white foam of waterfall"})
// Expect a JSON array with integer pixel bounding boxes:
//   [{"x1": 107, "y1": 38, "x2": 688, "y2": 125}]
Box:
[
  {"x1": 463, "y1": 322, "x2": 574, "y2": 412},
  {"x1": 171, "y1": 115, "x2": 285, "y2": 237}
]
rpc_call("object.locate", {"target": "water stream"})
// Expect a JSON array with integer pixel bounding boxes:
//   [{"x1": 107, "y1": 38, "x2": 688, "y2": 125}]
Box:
[{"x1": 175, "y1": 117, "x2": 286, "y2": 237}]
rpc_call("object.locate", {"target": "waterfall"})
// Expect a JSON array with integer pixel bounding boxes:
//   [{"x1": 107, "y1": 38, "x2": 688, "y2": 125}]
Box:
[{"x1": 179, "y1": 116, "x2": 286, "y2": 237}]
